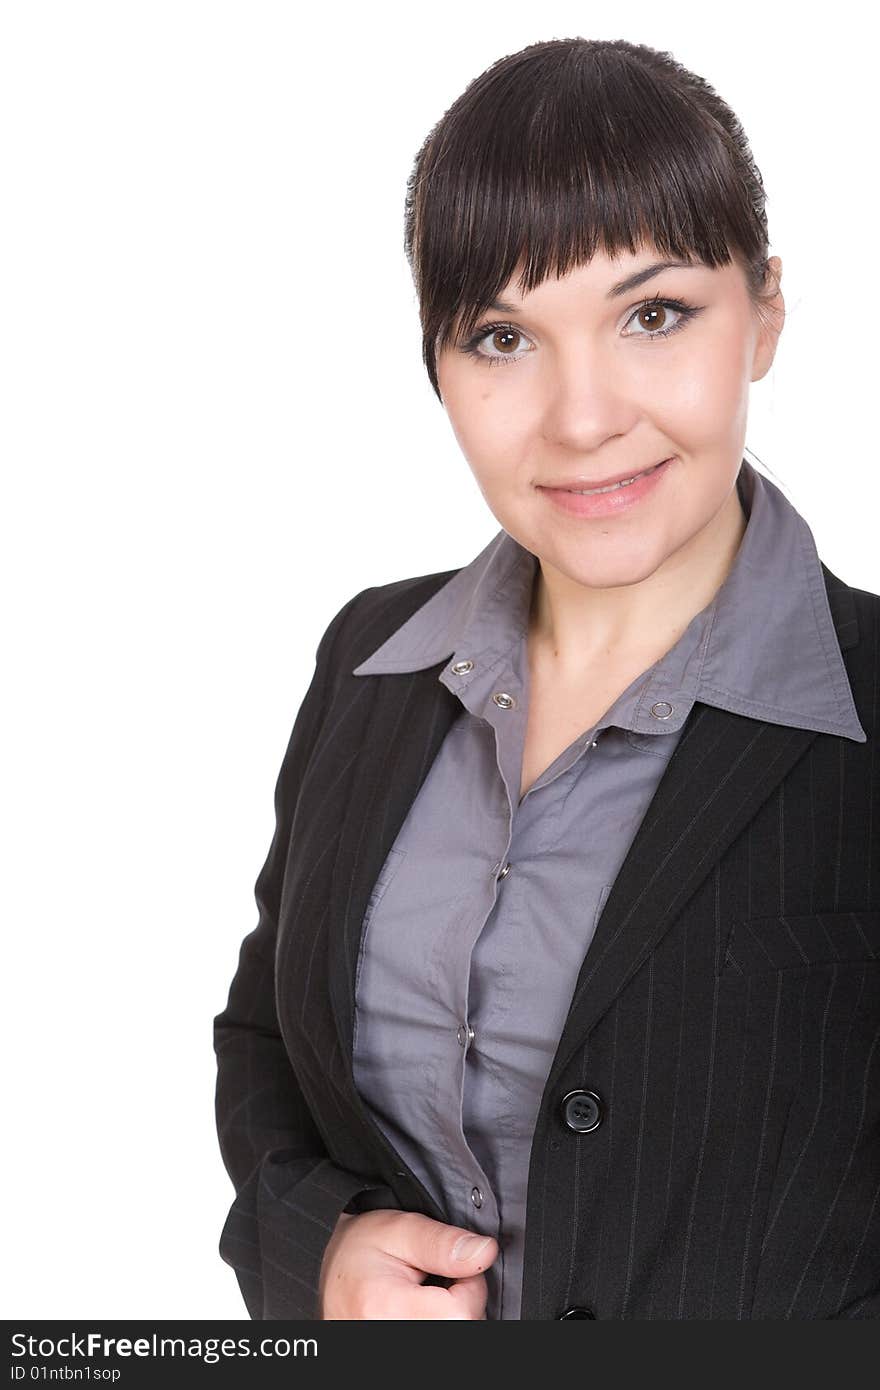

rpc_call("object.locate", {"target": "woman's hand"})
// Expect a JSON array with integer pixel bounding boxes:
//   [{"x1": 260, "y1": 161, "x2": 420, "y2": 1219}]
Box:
[{"x1": 318, "y1": 1208, "x2": 499, "y2": 1319}]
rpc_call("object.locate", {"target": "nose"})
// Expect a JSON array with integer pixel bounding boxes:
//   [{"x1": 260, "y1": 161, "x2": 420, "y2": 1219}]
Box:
[{"x1": 539, "y1": 344, "x2": 634, "y2": 453}]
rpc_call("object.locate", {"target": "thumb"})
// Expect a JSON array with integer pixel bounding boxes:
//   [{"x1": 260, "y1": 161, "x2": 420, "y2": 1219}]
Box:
[
  {"x1": 423, "y1": 1221, "x2": 499, "y2": 1279},
  {"x1": 386, "y1": 1211, "x2": 500, "y2": 1279},
  {"x1": 449, "y1": 1231, "x2": 497, "y2": 1268}
]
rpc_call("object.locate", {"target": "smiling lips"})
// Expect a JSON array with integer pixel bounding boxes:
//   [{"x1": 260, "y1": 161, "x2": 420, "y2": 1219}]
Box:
[
  {"x1": 541, "y1": 458, "x2": 671, "y2": 493},
  {"x1": 535, "y1": 456, "x2": 674, "y2": 518}
]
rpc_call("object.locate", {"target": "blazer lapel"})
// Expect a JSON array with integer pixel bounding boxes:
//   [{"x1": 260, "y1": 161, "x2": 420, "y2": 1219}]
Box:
[
  {"x1": 540, "y1": 707, "x2": 820, "y2": 1099},
  {"x1": 326, "y1": 667, "x2": 461, "y2": 1083},
  {"x1": 327, "y1": 565, "x2": 859, "y2": 1101}
]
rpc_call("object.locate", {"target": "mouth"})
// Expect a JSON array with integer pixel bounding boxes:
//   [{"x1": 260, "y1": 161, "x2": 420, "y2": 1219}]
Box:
[
  {"x1": 536, "y1": 456, "x2": 675, "y2": 517},
  {"x1": 542, "y1": 458, "x2": 673, "y2": 495}
]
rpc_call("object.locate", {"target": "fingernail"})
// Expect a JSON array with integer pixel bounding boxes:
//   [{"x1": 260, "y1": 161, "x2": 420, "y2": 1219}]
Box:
[{"x1": 453, "y1": 1233, "x2": 493, "y2": 1261}]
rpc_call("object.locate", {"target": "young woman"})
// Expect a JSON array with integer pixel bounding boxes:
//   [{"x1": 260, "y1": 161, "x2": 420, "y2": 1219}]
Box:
[{"x1": 214, "y1": 37, "x2": 880, "y2": 1320}]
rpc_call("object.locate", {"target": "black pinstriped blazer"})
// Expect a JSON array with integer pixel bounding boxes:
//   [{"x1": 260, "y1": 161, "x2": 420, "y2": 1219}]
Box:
[{"x1": 213, "y1": 560, "x2": 880, "y2": 1320}]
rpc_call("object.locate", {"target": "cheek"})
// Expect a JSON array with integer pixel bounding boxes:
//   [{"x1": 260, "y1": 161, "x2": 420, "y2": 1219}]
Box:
[
  {"x1": 664, "y1": 325, "x2": 750, "y2": 428},
  {"x1": 447, "y1": 379, "x2": 527, "y2": 465},
  {"x1": 658, "y1": 345, "x2": 750, "y2": 445}
]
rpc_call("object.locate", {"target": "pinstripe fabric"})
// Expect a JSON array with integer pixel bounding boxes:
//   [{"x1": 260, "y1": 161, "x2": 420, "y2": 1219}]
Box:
[{"x1": 214, "y1": 543, "x2": 880, "y2": 1320}]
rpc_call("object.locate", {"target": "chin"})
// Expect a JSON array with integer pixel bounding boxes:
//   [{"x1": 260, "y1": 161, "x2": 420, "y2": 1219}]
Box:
[
  {"x1": 535, "y1": 520, "x2": 666, "y2": 572},
  {"x1": 566, "y1": 558, "x2": 667, "y2": 591}
]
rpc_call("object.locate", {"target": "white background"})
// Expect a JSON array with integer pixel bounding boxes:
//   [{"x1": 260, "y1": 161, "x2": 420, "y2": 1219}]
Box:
[{"x1": 1, "y1": 0, "x2": 877, "y2": 1317}]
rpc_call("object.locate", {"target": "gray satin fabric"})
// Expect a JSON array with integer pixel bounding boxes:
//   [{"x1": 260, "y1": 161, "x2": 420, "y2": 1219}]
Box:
[{"x1": 348, "y1": 458, "x2": 866, "y2": 1319}]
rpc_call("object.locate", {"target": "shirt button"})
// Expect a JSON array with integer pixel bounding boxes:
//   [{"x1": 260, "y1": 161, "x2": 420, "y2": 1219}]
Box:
[
  {"x1": 651, "y1": 701, "x2": 674, "y2": 719},
  {"x1": 451, "y1": 659, "x2": 474, "y2": 675},
  {"x1": 497, "y1": 861, "x2": 511, "y2": 880},
  {"x1": 557, "y1": 1305, "x2": 596, "y2": 1319},
  {"x1": 471, "y1": 1186, "x2": 483, "y2": 1209},
  {"x1": 492, "y1": 691, "x2": 516, "y2": 709},
  {"x1": 457, "y1": 1023, "x2": 475, "y2": 1048}
]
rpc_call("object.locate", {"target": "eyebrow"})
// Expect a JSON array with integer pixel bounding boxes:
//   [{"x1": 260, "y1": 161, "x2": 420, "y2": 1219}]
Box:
[{"x1": 489, "y1": 259, "x2": 697, "y2": 312}]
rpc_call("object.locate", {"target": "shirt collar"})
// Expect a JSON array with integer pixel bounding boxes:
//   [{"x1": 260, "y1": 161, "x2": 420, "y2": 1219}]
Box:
[{"x1": 352, "y1": 459, "x2": 866, "y2": 744}]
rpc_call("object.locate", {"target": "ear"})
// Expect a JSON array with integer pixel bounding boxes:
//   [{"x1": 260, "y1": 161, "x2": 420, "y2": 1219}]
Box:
[{"x1": 751, "y1": 255, "x2": 785, "y2": 383}]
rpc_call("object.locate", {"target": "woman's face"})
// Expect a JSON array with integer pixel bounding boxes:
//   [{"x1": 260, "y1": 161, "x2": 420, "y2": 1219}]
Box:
[{"x1": 436, "y1": 245, "x2": 784, "y2": 596}]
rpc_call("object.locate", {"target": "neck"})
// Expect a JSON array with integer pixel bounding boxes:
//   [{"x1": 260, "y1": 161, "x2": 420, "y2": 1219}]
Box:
[{"x1": 528, "y1": 483, "x2": 748, "y2": 673}]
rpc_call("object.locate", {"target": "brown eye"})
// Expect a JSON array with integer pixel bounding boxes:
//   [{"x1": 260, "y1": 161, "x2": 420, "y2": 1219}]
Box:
[
  {"x1": 461, "y1": 322, "x2": 533, "y2": 368},
  {"x1": 491, "y1": 328, "x2": 521, "y2": 353},
  {"x1": 636, "y1": 303, "x2": 669, "y2": 332},
  {"x1": 625, "y1": 297, "x2": 700, "y2": 342}
]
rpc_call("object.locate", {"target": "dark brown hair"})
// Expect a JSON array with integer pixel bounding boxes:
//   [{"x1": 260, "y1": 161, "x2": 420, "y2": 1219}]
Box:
[{"x1": 404, "y1": 37, "x2": 782, "y2": 403}]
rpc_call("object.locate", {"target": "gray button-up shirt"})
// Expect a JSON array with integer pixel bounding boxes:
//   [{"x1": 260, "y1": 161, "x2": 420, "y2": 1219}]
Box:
[{"x1": 348, "y1": 458, "x2": 866, "y2": 1319}]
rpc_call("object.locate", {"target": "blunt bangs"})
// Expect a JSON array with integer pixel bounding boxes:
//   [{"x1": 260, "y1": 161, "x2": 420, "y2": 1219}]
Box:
[{"x1": 404, "y1": 38, "x2": 775, "y2": 401}]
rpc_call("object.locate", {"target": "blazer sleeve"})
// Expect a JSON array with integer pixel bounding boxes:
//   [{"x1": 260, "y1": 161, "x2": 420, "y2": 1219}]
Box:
[{"x1": 213, "y1": 589, "x2": 398, "y2": 1320}]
